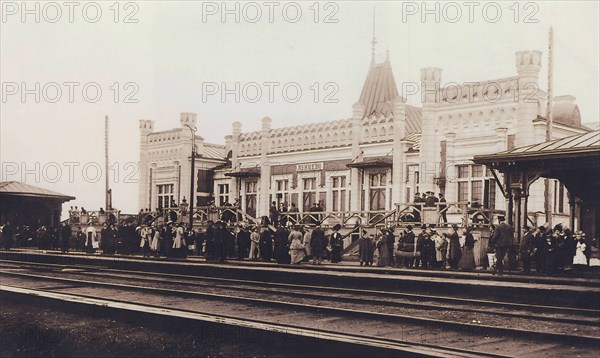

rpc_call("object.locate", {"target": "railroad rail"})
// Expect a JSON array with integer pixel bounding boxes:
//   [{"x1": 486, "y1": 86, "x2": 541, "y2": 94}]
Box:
[
  {"x1": 1, "y1": 260, "x2": 599, "y2": 357},
  {"x1": 0, "y1": 285, "x2": 502, "y2": 358}
]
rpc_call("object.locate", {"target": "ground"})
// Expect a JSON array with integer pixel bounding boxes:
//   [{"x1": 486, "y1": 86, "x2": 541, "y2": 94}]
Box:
[{"x1": 0, "y1": 298, "x2": 311, "y2": 358}]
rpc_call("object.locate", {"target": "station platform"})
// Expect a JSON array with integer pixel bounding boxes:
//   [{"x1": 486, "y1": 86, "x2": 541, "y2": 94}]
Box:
[
  {"x1": 2, "y1": 248, "x2": 599, "y2": 310},
  {"x1": 2, "y1": 248, "x2": 598, "y2": 287}
]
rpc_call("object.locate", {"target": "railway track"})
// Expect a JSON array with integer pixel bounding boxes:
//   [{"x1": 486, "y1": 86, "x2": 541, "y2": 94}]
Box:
[
  {"x1": 1, "y1": 260, "x2": 599, "y2": 357},
  {"x1": 1, "y1": 259, "x2": 598, "y2": 326}
]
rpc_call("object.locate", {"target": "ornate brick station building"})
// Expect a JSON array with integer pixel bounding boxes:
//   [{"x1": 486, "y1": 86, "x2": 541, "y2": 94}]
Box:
[{"x1": 138, "y1": 50, "x2": 591, "y2": 228}]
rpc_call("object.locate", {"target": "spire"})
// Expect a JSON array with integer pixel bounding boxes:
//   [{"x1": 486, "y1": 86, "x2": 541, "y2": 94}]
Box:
[{"x1": 370, "y1": 7, "x2": 377, "y2": 68}]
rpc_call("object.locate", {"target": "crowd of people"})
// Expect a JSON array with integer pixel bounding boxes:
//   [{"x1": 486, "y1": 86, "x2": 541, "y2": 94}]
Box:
[
  {"x1": 518, "y1": 223, "x2": 599, "y2": 275},
  {"x1": 1, "y1": 216, "x2": 599, "y2": 276}
]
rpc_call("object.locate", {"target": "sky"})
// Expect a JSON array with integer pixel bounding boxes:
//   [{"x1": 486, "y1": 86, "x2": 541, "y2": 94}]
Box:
[{"x1": 1, "y1": 0, "x2": 599, "y2": 216}]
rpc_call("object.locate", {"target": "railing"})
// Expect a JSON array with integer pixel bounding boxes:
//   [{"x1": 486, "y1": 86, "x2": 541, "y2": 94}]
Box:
[
  {"x1": 394, "y1": 202, "x2": 503, "y2": 228},
  {"x1": 69, "y1": 203, "x2": 504, "y2": 230},
  {"x1": 68, "y1": 209, "x2": 120, "y2": 227}
]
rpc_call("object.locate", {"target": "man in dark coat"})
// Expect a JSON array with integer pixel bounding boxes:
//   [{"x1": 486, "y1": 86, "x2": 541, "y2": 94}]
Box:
[
  {"x1": 60, "y1": 222, "x2": 72, "y2": 253},
  {"x1": 402, "y1": 225, "x2": 416, "y2": 267},
  {"x1": 259, "y1": 227, "x2": 273, "y2": 261},
  {"x1": 269, "y1": 202, "x2": 279, "y2": 226},
  {"x1": 213, "y1": 221, "x2": 228, "y2": 263},
  {"x1": 448, "y1": 224, "x2": 462, "y2": 269},
  {"x1": 489, "y1": 216, "x2": 514, "y2": 275},
  {"x1": 425, "y1": 191, "x2": 438, "y2": 207},
  {"x1": 310, "y1": 224, "x2": 326, "y2": 265},
  {"x1": 520, "y1": 226, "x2": 536, "y2": 274},
  {"x1": 415, "y1": 224, "x2": 428, "y2": 268},
  {"x1": 273, "y1": 224, "x2": 290, "y2": 264},
  {"x1": 358, "y1": 230, "x2": 375, "y2": 266},
  {"x1": 385, "y1": 227, "x2": 395, "y2": 266},
  {"x1": 236, "y1": 225, "x2": 251, "y2": 260}
]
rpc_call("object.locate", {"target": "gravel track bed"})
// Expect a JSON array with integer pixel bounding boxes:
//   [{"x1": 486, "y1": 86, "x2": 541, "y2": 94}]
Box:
[{"x1": 1, "y1": 270, "x2": 599, "y2": 339}]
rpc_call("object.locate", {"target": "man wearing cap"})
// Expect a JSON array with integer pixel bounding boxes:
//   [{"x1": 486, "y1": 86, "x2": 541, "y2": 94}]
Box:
[
  {"x1": 400, "y1": 225, "x2": 416, "y2": 268},
  {"x1": 237, "y1": 224, "x2": 250, "y2": 260},
  {"x1": 489, "y1": 216, "x2": 514, "y2": 275},
  {"x1": 520, "y1": 226, "x2": 537, "y2": 274},
  {"x1": 415, "y1": 224, "x2": 428, "y2": 268},
  {"x1": 425, "y1": 191, "x2": 438, "y2": 207}
]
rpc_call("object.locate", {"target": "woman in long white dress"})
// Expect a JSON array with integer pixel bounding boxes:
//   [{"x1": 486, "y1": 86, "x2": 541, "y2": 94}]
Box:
[
  {"x1": 172, "y1": 223, "x2": 186, "y2": 258},
  {"x1": 573, "y1": 231, "x2": 587, "y2": 274},
  {"x1": 150, "y1": 225, "x2": 161, "y2": 257}
]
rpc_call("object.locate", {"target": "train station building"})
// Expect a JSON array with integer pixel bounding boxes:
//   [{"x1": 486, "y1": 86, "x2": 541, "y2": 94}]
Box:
[{"x1": 137, "y1": 49, "x2": 592, "y2": 228}]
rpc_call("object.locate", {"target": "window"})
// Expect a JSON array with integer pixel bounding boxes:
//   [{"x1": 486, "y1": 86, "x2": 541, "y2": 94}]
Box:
[
  {"x1": 332, "y1": 176, "x2": 347, "y2": 212},
  {"x1": 456, "y1": 164, "x2": 497, "y2": 209},
  {"x1": 275, "y1": 179, "x2": 289, "y2": 207},
  {"x1": 458, "y1": 165, "x2": 469, "y2": 178},
  {"x1": 472, "y1": 165, "x2": 483, "y2": 178},
  {"x1": 245, "y1": 181, "x2": 257, "y2": 193},
  {"x1": 157, "y1": 184, "x2": 174, "y2": 209},
  {"x1": 554, "y1": 181, "x2": 566, "y2": 214},
  {"x1": 458, "y1": 182, "x2": 468, "y2": 202},
  {"x1": 217, "y1": 183, "x2": 229, "y2": 206},
  {"x1": 369, "y1": 172, "x2": 387, "y2": 210},
  {"x1": 559, "y1": 183, "x2": 565, "y2": 213},
  {"x1": 303, "y1": 177, "x2": 316, "y2": 190},
  {"x1": 471, "y1": 181, "x2": 483, "y2": 204},
  {"x1": 405, "y1": 164, "x2": 419, "y2": 202},
  {"x1": 244, "y1": 181, "x2": 258, "y2": 218},
  {"x1": 302, "y1": 177, "x2": 317, "y2": 210}
]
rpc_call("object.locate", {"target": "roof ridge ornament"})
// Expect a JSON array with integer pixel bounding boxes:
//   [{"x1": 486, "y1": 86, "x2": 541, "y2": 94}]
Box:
[{"x1": 370, "y1": 6, "x2": 377, "y2": 68}]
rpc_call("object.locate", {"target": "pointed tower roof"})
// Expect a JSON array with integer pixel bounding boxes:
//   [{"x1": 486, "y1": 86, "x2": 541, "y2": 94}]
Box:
[{"x1": 358, "y1": 56, "x2": 399, "y2": 118}]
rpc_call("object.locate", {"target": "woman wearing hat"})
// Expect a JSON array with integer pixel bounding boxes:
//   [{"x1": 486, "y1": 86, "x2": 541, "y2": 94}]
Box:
[
  {"x1": 458, "y1": 226, "x2": 476, "y2": 270},
  {"x1": 288, "y1": 225, "x2": 305, "y2": 264},
  {"x1": 448, "y1": 224, "x2": 461, "y2": 269},
  {"x1": 572, "y1": 231, "x2": 588, "y2": 274},
  {"x1": 376, "y1": 230, "x2": 390, "y2": 267},
  {"x1": 330, "y1": 224, "x2": 344, "y2": 263}
]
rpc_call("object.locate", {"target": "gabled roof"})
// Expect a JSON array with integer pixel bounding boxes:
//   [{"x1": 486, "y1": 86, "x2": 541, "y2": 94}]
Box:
[
  {"x1": 199, "y1": 143, "x2": 226, "y2": 160},
  {"x1": 0, "y1": 181, "x2": 75, "y2": 201},
  {"x1": 475, "y1": 130, "x2": 599, "y2": 163}
]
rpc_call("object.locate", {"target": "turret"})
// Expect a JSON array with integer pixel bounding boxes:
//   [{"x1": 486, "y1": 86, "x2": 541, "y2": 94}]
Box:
[
  {"x1": 421, "y1": 67, "x2": 442, "y2": 104},
  {"x1": 138, "y1": 119, "x2": 154, "y2": 211},
  {"x1": 139, "y1": 119, "x2": 154, "y2": 136},
  {"x1": 515, "y1": 50, "x2": 542, "y2": 147},
  {"x1": 420, "y1": 67, "x2": 442, "y2": 194},
  {"x1": 180, "y1": 112, "x2": 197, "y2": 131}
]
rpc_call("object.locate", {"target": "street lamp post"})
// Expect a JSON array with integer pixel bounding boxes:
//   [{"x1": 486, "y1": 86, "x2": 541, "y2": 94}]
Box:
[{"x1": 185, "y1": 124, "x2": 196, "y2": 228}]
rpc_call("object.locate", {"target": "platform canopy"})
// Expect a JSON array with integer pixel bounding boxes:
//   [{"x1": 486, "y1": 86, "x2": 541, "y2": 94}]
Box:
[
  {"x1": 0, "y1": 181, "x2": 75, "y2": 227},
  {"x1": 0, "y1": 181, "x2": 75, "y2": 201},
  {"x1": 474, "y1": 130, "x2": 600, "y2": 240}
]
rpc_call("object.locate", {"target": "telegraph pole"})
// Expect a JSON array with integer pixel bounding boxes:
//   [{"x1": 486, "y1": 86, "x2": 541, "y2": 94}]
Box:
[
  {"x1": 544, "y1": 27, "x2": 554, "y2": 226},
  {"x1": 105, "y1": 115, "x2": 111, "y2": 210},
  {"x1": 185, "y1": 124, "x2": 196, "y2": 227}
]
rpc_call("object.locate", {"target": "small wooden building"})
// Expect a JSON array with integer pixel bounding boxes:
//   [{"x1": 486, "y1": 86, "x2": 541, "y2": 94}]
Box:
[{"x1": 0, "y1": 181, "x2": 75, "y2": 227}]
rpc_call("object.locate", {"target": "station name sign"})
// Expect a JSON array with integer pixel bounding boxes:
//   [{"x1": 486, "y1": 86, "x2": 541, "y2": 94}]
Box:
[{"x1": 296, "y1": 162, "x2": 323, "y2": 172}]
